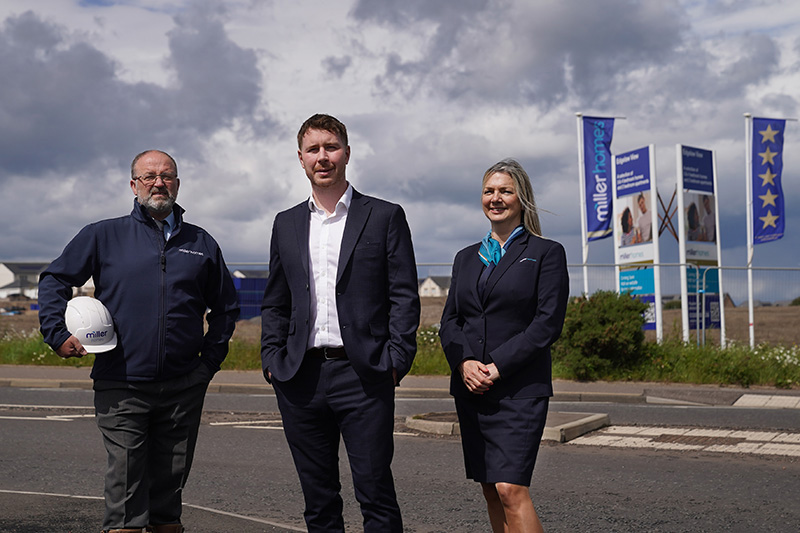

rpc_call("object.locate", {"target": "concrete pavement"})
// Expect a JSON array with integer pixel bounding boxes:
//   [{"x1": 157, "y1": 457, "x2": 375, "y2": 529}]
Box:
[{"x1": 2, "y1": 364, "x2": 799, "y2": 443}]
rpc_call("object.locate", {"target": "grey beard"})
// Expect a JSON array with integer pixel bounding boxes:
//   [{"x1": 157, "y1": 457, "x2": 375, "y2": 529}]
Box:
[{"x1": 138, "y1": 192, "x2": 176, "y2": 217}]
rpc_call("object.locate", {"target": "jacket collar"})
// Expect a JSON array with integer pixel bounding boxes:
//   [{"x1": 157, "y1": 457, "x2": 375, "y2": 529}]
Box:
[{"x1": 131, "y1": 198, "x2": 185, "y2": 230}]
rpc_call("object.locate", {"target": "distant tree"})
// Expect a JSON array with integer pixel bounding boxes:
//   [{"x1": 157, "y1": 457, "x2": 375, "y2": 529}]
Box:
[{"x1": 791, "y1": 296, "x2": 800, "y2": 306}]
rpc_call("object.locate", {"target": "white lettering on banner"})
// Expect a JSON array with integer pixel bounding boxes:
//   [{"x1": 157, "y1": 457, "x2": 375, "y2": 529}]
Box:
[
  {"x1": 592, "y1": 121, "x2": 610, "y2": 224},
  {"x1": 615, "y1": 152, "x2": 640, "y2": 166},
  {"x1": 682, "y1": 147, "x2": 704, "y2": 159}
]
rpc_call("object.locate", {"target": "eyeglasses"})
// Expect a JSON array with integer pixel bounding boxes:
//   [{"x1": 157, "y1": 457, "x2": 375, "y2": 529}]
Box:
[{"x1": 136, "y1": 174, "x2": 178, "y2": 186}]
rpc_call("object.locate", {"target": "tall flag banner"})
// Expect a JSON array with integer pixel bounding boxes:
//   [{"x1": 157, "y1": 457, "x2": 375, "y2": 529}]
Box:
[
  {"x1": 752, "y1": 117, "x2": 786, "y2": 244},
  {"x1": 676, "y1": 145, "x2": 725, "y2": 344},
  {"x1": 582, "y1": 116, "x2": 615, "y2": 241},
  {"x1": 612, "y1": 145, "x2": 663, "y2": 339}
]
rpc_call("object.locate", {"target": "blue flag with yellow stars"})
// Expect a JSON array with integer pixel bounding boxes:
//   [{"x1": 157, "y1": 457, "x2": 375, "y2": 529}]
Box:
[{"x1": 752, "y1": 117, "x2": 786, "y2": 244}]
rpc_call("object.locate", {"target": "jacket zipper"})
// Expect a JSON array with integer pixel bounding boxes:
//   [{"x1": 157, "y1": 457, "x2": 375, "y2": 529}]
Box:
[{"x1": 157, "y1": 228, "x2": 167, "y2": 378}]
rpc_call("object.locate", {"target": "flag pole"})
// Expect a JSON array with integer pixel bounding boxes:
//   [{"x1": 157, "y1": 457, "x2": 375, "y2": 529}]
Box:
[
  {"x1": 575, "y1": 112, "x2": 590, "y2": 297},
  {"x1": 744, "y1": 113, "x2": 755, "y2": 349},
  {"x1": 712, "y1": 150, "x2": 726, "y2": 348}
]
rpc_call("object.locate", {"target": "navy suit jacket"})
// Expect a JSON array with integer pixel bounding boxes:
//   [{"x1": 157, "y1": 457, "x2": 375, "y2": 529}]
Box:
[
  {"x1": 439, "y1": 232, "x2": 569, "y2": 401},
  {"x1": 261, "y1": 189, "x2": 421, "y2": 384}
]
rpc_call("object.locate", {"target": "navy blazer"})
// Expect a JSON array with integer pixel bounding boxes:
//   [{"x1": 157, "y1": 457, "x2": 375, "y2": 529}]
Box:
[
  {"x1": 261, "y1": 189, "x2": 421, "y2": 384},
  {"x1": 439, "y1": 232, "x2": 569, "y2": 401}
]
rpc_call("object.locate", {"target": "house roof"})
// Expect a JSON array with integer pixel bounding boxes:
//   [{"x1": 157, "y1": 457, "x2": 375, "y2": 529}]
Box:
[
  {"x1": 419, "y1": 276, "x2": 451, "y2": 290},
  {"x1": 1, "y1": 262, "x2": 49, "y2": 275}
]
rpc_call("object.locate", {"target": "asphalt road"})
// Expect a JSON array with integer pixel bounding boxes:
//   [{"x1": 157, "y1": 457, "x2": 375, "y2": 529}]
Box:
[{"x1": 1, "y1": 386, "x2": 799, "y2": 532}]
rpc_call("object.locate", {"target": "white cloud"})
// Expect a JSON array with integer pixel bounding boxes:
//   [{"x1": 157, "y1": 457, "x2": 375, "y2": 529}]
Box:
[{"x1": 0, "y1": 0, "x2": 798, "y2": 281}]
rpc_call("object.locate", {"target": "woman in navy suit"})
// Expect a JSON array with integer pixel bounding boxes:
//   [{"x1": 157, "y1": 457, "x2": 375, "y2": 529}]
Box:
[{"x1": 439, "y1": 159, "x2": 569, "y2": 533}]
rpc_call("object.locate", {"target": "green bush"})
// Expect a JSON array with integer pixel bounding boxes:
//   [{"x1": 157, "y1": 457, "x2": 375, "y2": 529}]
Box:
[
  {"x1": 552, "y1": 290, "x2": 648, "y2": 381},
  {"x1": 791, "y1": 296, "x2": 800, "y2": 306}
]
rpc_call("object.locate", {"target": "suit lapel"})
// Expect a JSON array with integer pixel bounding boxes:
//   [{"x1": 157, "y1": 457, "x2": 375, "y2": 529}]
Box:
[
  {"x1": 337, "y1": 189, "x2": 371, "y2": 282},
  {"x1": 293, "y1": 203, "x2": 310, "y2": 278},
  {"x1": 481, "y1": 233, "x2": 528, "y2": 304},
  {"x1": 462, "y1": 250, "x2": 486, "y2": 308}
]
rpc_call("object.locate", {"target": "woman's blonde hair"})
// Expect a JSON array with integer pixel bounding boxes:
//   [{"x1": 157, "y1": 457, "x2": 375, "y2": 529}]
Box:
[{"x1": 482, "y1": 158, "x2": 541, "y2": 236}]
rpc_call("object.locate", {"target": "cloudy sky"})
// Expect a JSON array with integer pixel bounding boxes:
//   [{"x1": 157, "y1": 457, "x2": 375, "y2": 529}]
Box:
[{"x1": 2, "y1": 0, "x2": 799, "y2": 291}]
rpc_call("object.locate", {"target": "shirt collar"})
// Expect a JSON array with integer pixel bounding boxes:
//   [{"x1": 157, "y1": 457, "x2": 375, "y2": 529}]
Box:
[
  {"x1": 308, "y1": 183, "x2": 353, "y2": 215},
  {"x1": 163, "y1": 211, "x2": 176, "y2": 229}
]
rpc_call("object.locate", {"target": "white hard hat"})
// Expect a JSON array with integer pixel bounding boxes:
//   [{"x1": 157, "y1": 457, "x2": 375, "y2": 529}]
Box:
[{"x1": 65, "y1": 296, "x2": 117, "y2": 354}]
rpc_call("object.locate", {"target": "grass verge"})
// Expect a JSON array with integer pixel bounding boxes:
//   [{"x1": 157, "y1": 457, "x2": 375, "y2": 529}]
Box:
[{"x1": 3, "y1": 326, "x2": 798, "y2": 389}]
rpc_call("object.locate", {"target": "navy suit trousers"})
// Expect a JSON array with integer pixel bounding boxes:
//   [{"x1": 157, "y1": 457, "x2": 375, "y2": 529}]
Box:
[{"x1": 273, "y1": 357, "x2": 402, "y2": 533}]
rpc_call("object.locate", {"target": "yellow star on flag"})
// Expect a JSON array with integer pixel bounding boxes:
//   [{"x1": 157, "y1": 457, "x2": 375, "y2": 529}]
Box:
[
  {"x1": 759, "y1": 146, "x2": 778, "y2": 165},
  {"x1": 759, "y1": 189, "x2": 778, "y2": 207},
  {"x1": 759, "y1": 210, "x2": 779, "y2": 229},
  {"x1": 759, "y1": 124, "x2": 780, "y2": 144},
  {"x1": 759, "y1": 168, "x2": 778, "y2": 186}
]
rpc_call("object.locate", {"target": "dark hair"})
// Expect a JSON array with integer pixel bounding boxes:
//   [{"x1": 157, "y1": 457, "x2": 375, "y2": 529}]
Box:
[
  {"x1": 131, "y1": 150, "x2": 177, "y2": 180},
  {"x1": 621, "y1": 207, "x2": 633, "y2": 233},
  {"x1": 297, "y1": 114, "x2": 348, "y2": 149},
  {"x1": 688, "y1": 203, "x2": 700, "y2": 230}
]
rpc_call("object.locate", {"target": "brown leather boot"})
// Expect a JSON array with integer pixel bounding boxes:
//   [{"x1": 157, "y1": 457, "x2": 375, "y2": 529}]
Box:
[{"x1": 145, "y1": 525, "x2": 184, "y2": 533}]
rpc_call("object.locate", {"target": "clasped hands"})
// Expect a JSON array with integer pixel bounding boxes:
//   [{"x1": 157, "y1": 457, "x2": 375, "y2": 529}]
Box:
[{"x1": 458, "y1": 359, "x2": 501, "y2": 394}]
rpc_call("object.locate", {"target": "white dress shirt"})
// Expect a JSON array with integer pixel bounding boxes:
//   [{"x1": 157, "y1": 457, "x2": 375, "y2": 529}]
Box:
[{"x1": 307, "y1": 184, "x2": 352, "y2": 350}]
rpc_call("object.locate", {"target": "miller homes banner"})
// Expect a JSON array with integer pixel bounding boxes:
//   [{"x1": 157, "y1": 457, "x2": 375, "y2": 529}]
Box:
[
  {"x1": 582, "y1": 116, "x2": 615, "y2": 241},
  {"x1": 612, "y1": 145, "x2": 661, "y2": 333},
  {"x1": 677, "y1": 145, "x2": 722, "y2": 331},
  {"x1": 613, "y1": 146, "x2": 655, "y2": 265},
  {"x1": 752, "y1": 117, "x2": 786, "y2": 244}
]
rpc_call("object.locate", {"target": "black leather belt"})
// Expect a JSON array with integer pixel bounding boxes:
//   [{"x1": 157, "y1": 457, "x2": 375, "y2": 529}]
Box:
[{"x1": 306, "y1": 347, "x2": 347, "y2": 360}]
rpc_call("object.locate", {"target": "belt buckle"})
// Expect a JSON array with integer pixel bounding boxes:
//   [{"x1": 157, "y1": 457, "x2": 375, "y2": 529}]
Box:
[{"x1": 322, "y1": 347, "x2": 337, "y2": 360}]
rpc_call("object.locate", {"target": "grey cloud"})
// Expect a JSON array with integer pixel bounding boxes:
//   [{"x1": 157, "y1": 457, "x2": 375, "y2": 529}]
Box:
[
  {"x1": 352, "y1": 0, "x2": 688, "y2": 106},
  {"x1": 0, "y1": 4, "x2": 270, "y2": 178},
  {"x1": 718, "y1": 33, "x2": 779, "y2": 91},
  {"x1": 322, "y1": 55, "x2": 353, "y2": 77},
  {"x1": 167, "y1": 2, "x2": 264, "y2": 133},
  {"x1": 322, "y1": 56, "x2": 353, "y2": 78},
  {"x1": 351, "y1": 0, "x2": 490, "y2": 26}
]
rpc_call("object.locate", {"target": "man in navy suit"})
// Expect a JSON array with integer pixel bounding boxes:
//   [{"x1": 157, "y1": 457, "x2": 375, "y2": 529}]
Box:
[{"x1": 261, "y1": 114, "x2": 420, "y2": 532}]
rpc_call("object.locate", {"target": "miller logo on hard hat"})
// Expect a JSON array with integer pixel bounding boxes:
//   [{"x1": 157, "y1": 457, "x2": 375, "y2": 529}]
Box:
[{"x1": 65, "y1": 296, "x2": 117, "y2": 354}]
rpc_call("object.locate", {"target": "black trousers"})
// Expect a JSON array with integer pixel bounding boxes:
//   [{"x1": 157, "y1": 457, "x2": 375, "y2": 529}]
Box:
[{"x1": 273, "y1": 357, "x2": 402, "y2": 532}]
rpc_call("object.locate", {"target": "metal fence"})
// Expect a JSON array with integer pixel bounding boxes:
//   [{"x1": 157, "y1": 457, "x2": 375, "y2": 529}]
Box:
[
  {"x1": 568, "y1": 263, "x2": 800, "y2": 347},
  {"x1": 231, "y1": 262, "x2": 800, "y2": 348}
]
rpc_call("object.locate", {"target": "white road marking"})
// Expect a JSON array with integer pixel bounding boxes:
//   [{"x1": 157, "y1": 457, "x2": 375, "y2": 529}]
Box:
[
  {"x1": 0, "y1": 404, "x2": 90, "y2": 409},
  {"x1": 571, "y1": 425, "x2": 800, "y2": 457},
  {"x1": 0, "y1": 414, "x2": 94, "y2": 422},
  {"x1": 0, "y1": 489, "x2": 305, "y2": 531}
]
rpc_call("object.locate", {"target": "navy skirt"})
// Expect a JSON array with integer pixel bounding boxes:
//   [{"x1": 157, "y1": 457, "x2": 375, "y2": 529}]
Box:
[{"x1": 454, "y1": 395, "x2": 549, "y2": 486}]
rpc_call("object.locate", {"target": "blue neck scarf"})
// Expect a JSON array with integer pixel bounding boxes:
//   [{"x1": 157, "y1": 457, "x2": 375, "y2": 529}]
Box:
[{"x1": 478, "y1": 225, "x2": 525, "y2": 266}]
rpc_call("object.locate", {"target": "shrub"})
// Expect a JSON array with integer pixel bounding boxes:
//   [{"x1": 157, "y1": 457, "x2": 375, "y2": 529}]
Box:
[
  {"x1": 663, "y1": 300, "x2": 681, "y2": 309},
  {"x1": 410, "y1": 325, "x2": 450, "y2": 375},
  {"x1": 552, "y1": 290, "x2": 648, "y2": 381},
  {"x1": 791, "y1": 296, "x2": 800, "y2": 306}
]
